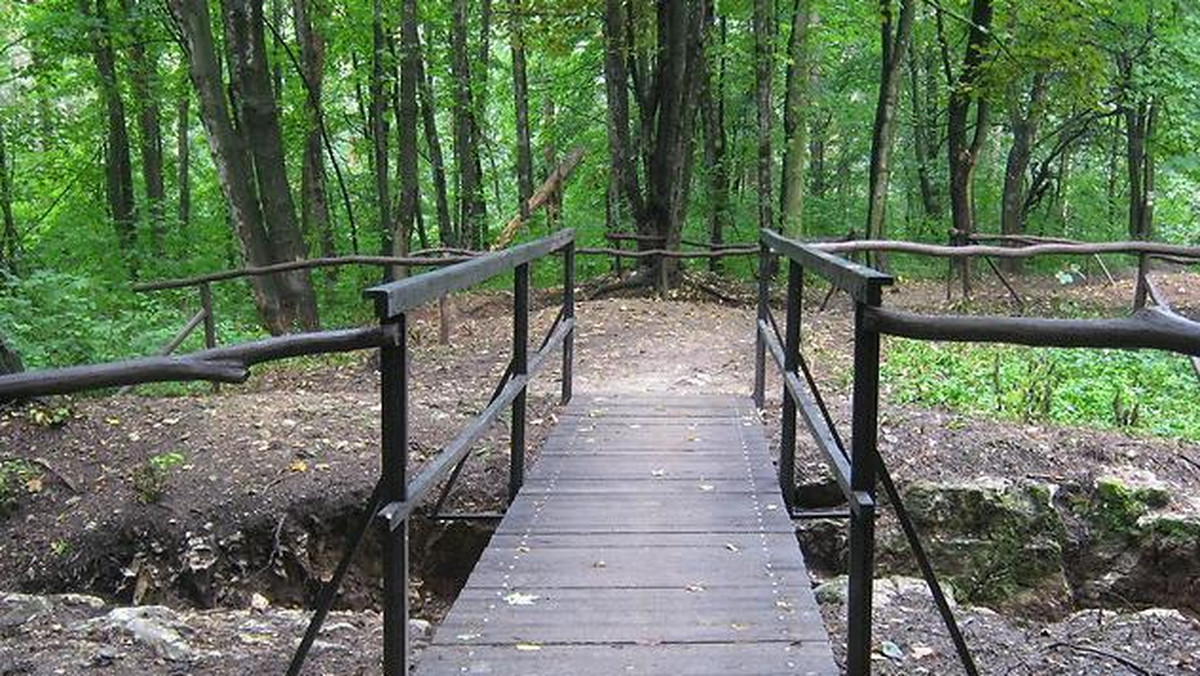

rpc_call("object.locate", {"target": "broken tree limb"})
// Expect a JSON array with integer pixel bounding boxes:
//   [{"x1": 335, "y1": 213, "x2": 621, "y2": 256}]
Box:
[
  {"x1": 1143, "y1": 274, "x2": 1200, "y2": 381},
  {"x1": 577, "y1": 247, "x2": 758, "y2": 259},
  {"x1": 815, "y1": 239, "x2": 1200, "y2": 261},
  {"x1": 133, "y1": 255, "x2": 471, "y2": 292},
  {"x1": 491, "y1": 146, "x2": 585, "y2": 250},
  {"x1": 865, "y1": 306, "x2": 1200, "y2": 357},
  {"x1": 0, "y1": 325, "x2": 398, "y2": 400}
]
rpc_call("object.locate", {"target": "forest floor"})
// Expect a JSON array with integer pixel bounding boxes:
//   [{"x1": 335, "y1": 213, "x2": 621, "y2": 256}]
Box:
[{"x1": 1, "y1": 268, "x2": 1199, "y2": 674}]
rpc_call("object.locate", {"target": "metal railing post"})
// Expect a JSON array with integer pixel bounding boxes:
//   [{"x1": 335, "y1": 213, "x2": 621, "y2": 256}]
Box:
[
  {"x1": 779, "y1": 261, "x2": 802, "y2": 509},
  {"x1": 380, "y1": 313, "x2": 409, "y2": 676},
  {"x1": 510, "y1": 263, "x2": 530, "y2": 503},
  {"x1": 753, "y1": 240, "x2": 770, "y2": 408},
  {"x1": 846, "y1": 288, "x2": 882, "y2": 676},
  {"x1": 562, "y1": 242, "x2": 575, "y2": 404}
]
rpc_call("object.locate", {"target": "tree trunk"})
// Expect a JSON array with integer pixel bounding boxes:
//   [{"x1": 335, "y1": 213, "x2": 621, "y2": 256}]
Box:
[
  {"x1": 809, "y1": 111, "x2": 829, "y2": 200},
  {"x1": 908, "y1": 42, "x2": 939, "y2": 220},
  {"x1": 999, "y1": 73, "x2": 1047, "y2": 273},
  {"x1": 0, "y1": 121, "x2": 17, "y2": 271},
  {"x1": 752, "y1": 0, "x2": 774, "y2": 235},
  {"x1": 939, "y1": 0, "x2": 993, "y2": 294},
  {"x1": 169, "y1": 0, "x2": 311, "y2": 334},
  {"x1": 864, "y1": 0, "x2": 914, "y2": 271},
  {"x1": 395, "y1": 0, "x2": 420, "y2": 268},
  {"x1": 700, "y1": 9, "x2": 728, "y2": 273},
  {"x1": 451, "y1": 0, "x2": 486, "y2": 248},
  {"x1": 370, "y1": 0, "x2": 393, "y2": 264},
  {"x1": 1125, "y1": 100, "x2": 1156, "y2": 240},
  {"x1": 415, "y1": 33, "x2": 454, "y2": 247},
  {"x1": 510, "y1": 0, "x2": 533, "y2": 217},
  {"x1": 0, "y1": 333, "x2": 21, "y2": 377},
  {"x1": 176, "y1": 92, "x2": 191, "y2": 230},
  {"x1": 84, "y1": 0, "x2": 138, "y2": 276},
  {"x1": 121, "y1": 0, "x2": 166, "y2": 253},
  {"x1": 779, "y1": 0, "x2": 811, "y2": 236},
  {"x1": 293, "y1": 0, "x2": 334, "y2": 261},
  {"x1": 224, "y1": 0, "x2": 319, "y2": 329}
]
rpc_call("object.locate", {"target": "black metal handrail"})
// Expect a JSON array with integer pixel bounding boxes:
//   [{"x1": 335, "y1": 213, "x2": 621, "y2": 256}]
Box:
[{"x1": 285, "y1": 230, "x2": 576, "y2": 676}]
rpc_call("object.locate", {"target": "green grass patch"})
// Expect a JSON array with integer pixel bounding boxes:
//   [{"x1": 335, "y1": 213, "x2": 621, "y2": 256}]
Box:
[{"x1": 882, "y1": 339, "x2": 1200, "y2": 441}]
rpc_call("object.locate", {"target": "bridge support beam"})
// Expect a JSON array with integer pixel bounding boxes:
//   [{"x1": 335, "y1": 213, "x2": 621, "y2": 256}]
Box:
[{"x1": 381, "y1": 313, "x2": 410, "y2": 676}]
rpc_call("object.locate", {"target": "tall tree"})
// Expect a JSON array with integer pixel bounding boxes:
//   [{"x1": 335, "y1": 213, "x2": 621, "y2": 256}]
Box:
[
  {"x1": 0, "y1": 120, "x2": 17, "y2": 271},
  {"x1": 120, "y1": 0, "x2": 166, "y2": 251},
  {"x1": 603, "y1": 0, "x2": 706, "y2": 284},
  {"x1": 176, "y1": 91, "x2": 191, "y2": 230},
  {"x1": 370, "y1": 0, "x2": 393, "y2": 260},
  {"x1": 83, "y1": 0, "x2": 137, "y2": 275},
  {"x1": 779, "y1": 0, "x2": 811, "y2": 236},
  {"x1": 168, "y1": 0, "x2": 318, "y2": 333},
  {"x1": 752, "y1": 0, "x2": 774, "y2": 235},
  {"x1": 510, "y1": 0, "x2": 533, "y2": 217},
  {"x1": 451, "y1": 0, "x2": 486, "y2": 248},
  {"x1": 999, "y1": 73, "x2": 1047, "y2": 272},
  {"x1": 292, "y1": 0, "x2": 334, "y2": 260},
  {"x1": 700, "y1": 9, "x2": 729, "y2": 272},
  {"x1": 864, "y1": 0, "x2": 915, "y2": 270},
  {"x1": 394, "y1": 0, "x2": 419, "y2": 265},
  {"x1": 938, "y1": 0, "x2": 994, "y2": 292},
  {"x1": 415, "y1": 28, "x2": 454, "y2": 247},
  {"x1": 908, "y1": 41, "x2": 940, "y2": 221}
]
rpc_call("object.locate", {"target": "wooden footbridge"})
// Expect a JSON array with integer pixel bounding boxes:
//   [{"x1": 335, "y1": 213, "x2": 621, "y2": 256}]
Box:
[
  {"x1": 6, "y1": 227, "x2": 1196, "y2": 676},
  {"x1": 417, "y1": 393, "x2": 836, "y2": 675}
]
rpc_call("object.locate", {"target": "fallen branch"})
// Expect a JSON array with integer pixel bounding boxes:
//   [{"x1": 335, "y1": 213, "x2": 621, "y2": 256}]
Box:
[
  {"x1": 1045, "y1": 642, "x2": 1155, "y2": 676},
  {"x1": 133, "y1": 255, "x2": 470, "y2": 292},
  {"x1": 815, "y1": 239, "x2": 1200, "y2": 261},
  {"x1": 577, "y1": 246, "x2": 758, "y2": 259},
  {"x1": 0, "y1": 326, "x2": 399, "y2": 400},
  {"x1": 491, "y1": 146, "x2": 585, "y2": 250}
]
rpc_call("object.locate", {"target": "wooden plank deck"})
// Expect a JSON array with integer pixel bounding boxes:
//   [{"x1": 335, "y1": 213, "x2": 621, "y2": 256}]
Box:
[{"x1": 415, "y1": 393, "x2": 839, "y2": 676}]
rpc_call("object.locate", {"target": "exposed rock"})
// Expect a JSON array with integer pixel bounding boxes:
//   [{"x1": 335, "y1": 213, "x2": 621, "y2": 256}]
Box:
[
  {"x1": 77, "y1": 605, "x2": 196, "y2": 662},
  {"x1": 879, "y1": 478, "x2": 1071, "y2": 614}
]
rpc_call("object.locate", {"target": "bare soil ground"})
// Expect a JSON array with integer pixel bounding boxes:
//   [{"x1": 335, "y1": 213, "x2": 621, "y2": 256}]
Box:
[{"x1": 1, "y1": 268, "x2": 1198, "y2": 674}]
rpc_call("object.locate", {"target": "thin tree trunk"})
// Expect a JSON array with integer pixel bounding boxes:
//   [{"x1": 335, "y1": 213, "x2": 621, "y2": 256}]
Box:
[
  {"x1": 999, "y1": 73, "x2": 1047, "y2": 273},
  {"x1": 121, "y1": 0, "x2": 166, "y2": 253},
  {"x1": 542, "y1": 95, "x2": 561, "y2": 230},
  {"x1": 908, "y1": 42, "x2": 939, "y2": 220},
  {"x1": 938, "y1": 0, "x2": 993, "y2": 295},
  {"x1": 415, "y1": 33, "x2": 454, "y2": 247},
  {"x1": 84, "y1": 0, "x2": 138, "y2": 276},
  {"x1": 809, "y1": 111, "x2": 829, "y2": 199},
  {"x1": 293, "y1": 0, "x2": 334, "y2": 261},
  {"x1": 700, "y1": 9, "x2": 728, "y2": 273},
  {"x1": 370, "y1": 0, "x2": 393, "y2": 262},
  {"x1": 779, "y1": 0, "x2": 811, "y2": 236},
  {"x1": 752, "y1": 0, "x2": 774, "y2": 235},
  {"x1": 510, "y1": 0, "x2": 533, "y2": 217},
  {"x1": 176, "y1": 92, "x2": 191, "y2": 230},
  {"x1": 864, "y1": 0, "x2": 915, "y2": 271},
  {"x1": 451, "y1": 0, "x2": 485, "y2": 248},
  {"x1": 0, "y1": 121, "x2": 17, "y2": 271},
  {"x1": 395, "y1": 0, "x2": 420, "y2": 270}
]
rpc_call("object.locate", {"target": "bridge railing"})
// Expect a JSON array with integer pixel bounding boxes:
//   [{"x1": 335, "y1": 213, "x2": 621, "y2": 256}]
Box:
[{"x1": 754, "y1": 228, "x2": 1200, "y2": 676}]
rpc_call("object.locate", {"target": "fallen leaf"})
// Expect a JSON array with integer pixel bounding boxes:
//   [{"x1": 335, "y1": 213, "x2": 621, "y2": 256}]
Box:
[
  {"x1": 289, "y1": 460, "x2": 308, "y2": 473},
  {"x1": 503, "y1": 592, "x2": 539, "y2": 606}
]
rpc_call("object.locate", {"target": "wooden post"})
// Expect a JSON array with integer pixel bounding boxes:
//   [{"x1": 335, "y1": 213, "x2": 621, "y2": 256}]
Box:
[
  {"x1": 200, "y1": 283, "x2": 218, "y2": 393},
  {"x1": 380, "y1": 313, "x2": 409, "y2": 676},
  {"x1": 1133, "y1": 253, "x2": 1150, "y2": 310},
  {"x1": 510, "y1": 263, "x2": 530, "y2": 503}
]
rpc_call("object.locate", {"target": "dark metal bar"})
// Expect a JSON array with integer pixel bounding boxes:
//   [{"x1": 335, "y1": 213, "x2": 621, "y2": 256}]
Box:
[
  {"x1": 846, "y1": 287, "x2": 883, "y2": 676},
  {"x1": 779, "y1": 261, "x2": 803, "y2": 509},
  {"x1": 377, "y1": 319, "x2": 574, "y2": 529},
  {"x1": 876, "y1": 460, "x2": 979, "y2": 675},
  {"x1": 510, "y1": 263, "x2": 530, "y2": 504},
  {"x1": 562, "y1": 241, "x2": 575, "y2": 404},
  {"x1": 761, "y1": 229, "x2": 893, "y2": 303},
  {"x1": 753, "y1": 242, "x2": 770, "y2": 408},
  {"x1": 380, "y1": 314, "x2": 409, "y2": 676},
  {"x1": 285, "y1": 480, "x2": 385, "y2": 676},
  {"x1": 366, "y1": 229, "x2": 573, "y2": 318}
]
